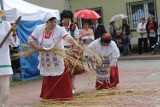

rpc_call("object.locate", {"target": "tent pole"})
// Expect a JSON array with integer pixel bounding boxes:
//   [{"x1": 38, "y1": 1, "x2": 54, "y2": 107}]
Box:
[
  {"x1": 0, "y1": 0, "x2": 6, "y2": 20},
  {"x1": 0, "y1": 0, "x2": 4, "y2": 10}
]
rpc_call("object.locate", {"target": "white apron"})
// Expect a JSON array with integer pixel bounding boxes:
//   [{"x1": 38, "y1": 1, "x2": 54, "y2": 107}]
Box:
[{"x1": 38, "y1": 28, "x2": 65, "y2": 76}]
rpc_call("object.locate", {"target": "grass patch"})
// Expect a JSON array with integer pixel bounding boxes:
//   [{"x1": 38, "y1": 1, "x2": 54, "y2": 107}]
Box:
[{"x1": 10, "y1": 77, "x2": 41, "y2": 87}]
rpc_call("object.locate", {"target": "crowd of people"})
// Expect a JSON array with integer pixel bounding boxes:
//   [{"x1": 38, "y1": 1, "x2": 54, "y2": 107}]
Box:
[
  {"x1": 109, "y1": 16, "x2": 160, "y2": 55},
  {"x1": 1, "y1": 8, "x2": 160, "y2": 106}
]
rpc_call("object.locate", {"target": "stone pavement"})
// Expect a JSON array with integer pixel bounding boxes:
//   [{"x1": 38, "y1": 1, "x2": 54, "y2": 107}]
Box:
[{"x1": 9, "y1": 59, "x2": 160, "y2": 107}]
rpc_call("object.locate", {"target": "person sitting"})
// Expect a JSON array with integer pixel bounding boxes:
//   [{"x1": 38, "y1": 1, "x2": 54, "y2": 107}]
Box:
[
  {"x1": 109, "y1": 21, "x2": 121, "y2": 44},
  {"x1": 79, "y1": 20, "x2": 94, "y2": 47}
]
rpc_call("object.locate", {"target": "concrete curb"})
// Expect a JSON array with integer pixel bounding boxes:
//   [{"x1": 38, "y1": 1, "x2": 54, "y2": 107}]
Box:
[{"x1": 119, "y1": 54, "x2": 160, "y2": 60}]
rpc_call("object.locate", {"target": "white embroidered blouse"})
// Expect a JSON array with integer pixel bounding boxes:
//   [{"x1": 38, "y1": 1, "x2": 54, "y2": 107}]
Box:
[
  {"x1": 87, "y1": 39, "x2": 120, "y2": 67},
  {"x1": 28, "y1": 24, "x2": 70, "y2": 76}
]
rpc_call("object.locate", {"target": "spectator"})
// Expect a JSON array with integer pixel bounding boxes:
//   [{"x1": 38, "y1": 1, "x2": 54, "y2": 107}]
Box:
[
  {"x1": 121, "y1": 19, "x2": 131, "y2": 55},
  {"x1": 137, "y1": 18, "x2": 148, "y2": 54},
  {"x1": 109, "y1": 21, "x2": 121, "y2": 44},
  {"x1": 91, "y1": 19, "x2": 107, "y2": 39},
  {"x1": 79, "y1": 20, "x2": 94, "y2": 47},
  {"x1": 146, "y1": 16, "x2": 158, "y2": 51}
]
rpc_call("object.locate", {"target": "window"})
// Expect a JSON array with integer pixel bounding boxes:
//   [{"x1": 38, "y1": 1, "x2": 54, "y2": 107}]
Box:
[{"x1": 127, "y1": 0, "x2": 157, "y2": 29}]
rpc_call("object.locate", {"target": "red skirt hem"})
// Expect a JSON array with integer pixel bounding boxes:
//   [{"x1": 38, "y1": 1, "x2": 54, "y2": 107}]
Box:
[
  {"x1": 95, "y1": 65, "x2": 119, "y2": 89},
  {"x1": 40, "y1": 66, "x2": 73, "y2": 100}
]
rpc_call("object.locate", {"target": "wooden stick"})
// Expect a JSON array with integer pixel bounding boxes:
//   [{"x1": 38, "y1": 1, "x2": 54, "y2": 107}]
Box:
[{"x1": 0, "y1": 16, "x2": 21, "y2": 48}]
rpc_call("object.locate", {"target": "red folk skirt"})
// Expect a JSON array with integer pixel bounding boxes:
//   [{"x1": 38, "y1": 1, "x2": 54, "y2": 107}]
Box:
[
  {"x1": 40, "y1": 67, "x2": 73, "y2": 100},
  {"x1": 95, "y1": 65, "x2": 119, "y2": 89}
]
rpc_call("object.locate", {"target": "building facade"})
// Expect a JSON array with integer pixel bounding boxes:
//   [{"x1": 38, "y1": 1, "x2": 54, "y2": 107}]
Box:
[{"x1": 70, "y1": 0, "x2": 160, "y2": 38}]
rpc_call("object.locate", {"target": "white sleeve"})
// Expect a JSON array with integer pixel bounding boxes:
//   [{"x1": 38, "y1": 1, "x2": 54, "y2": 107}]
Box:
[
  {"x1": 9, "y1": 35, "x2": 20, "y2": 47},
  {"x1": 137, "y1": 23, "x2": 141, "y2": 33},
  {"x1": 90, "y1": 29, "x2": 95, "y2": 40},
  {"x1": 74, "y1": 26, "x2": 80, "y2": 39},
  {"x1": 4, "y1": 22, "x2": 20, "y2": 47},
  {"x1": 144, "y1": 23, "x2": 147, "y2": 33},
  {"x1": 28, "y1": 26, "x2": 39, "y2": 42},
  {"x1": 91, "y1": 35, "x2": 95, "y2": 40},
  {"x1": 110, "y1": 41, "x2": 120, "y2": 66},
  {"x1": 61, "y1": 27, "x2": 73, "y2": 41},
  {"x1": 87, "y1": 40, "x2": 97, "y2": 50}
]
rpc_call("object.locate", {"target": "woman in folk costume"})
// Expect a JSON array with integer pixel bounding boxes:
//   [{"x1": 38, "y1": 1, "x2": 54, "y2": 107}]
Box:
[
  {"x1": 60, "y1": 10, "x2": 81, "y2": 93},
  {"x1": 0, "y1": 10, "x2": 19, "y2": 107},
  {"x1": 88, "y1": 33, "x2": 120, "y2": 90},
  {"x1": 60, "y1": 10, "x2": 80, "y2": 47},
  {"x1": 28, "y1": 13, "x2": 82, "y2": 100}
]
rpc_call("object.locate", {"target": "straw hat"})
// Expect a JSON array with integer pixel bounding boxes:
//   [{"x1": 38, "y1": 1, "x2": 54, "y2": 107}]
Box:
[{"x1": 0, "y1": 10, "x2": 5, "y2": 17}]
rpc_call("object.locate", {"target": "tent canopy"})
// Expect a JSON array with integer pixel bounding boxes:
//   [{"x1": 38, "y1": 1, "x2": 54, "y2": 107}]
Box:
[
  {"x1": 1, "y1": 0, "x2": 60, "y2": 80},
  {"x1": 3, "y1": 0, "x2": 60, "y2": 22}
]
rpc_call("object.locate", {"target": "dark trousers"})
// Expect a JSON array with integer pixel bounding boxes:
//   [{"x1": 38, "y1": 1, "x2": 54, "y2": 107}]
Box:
[
  {"x1": 148, "y1": 36, "x2": 157, "y2": 51},
  {"x1": 138, "y1": 38, "x2": 148, "y2": 54},
  {"x1": 122, "y1": 36, "x2": 130, "y2": 55},
  {"x1": 123, "y1": 44, "x2": 130, "y2": 55}
]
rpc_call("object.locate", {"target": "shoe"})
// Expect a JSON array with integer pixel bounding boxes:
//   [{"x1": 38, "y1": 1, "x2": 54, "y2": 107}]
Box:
[
  {"x1": 72, "y1": 86, "x2": 75, "y2": 94},
  {"x1": 72, "y1": 89, "x2": 75, "y2": 94},
  {"x1": 151, "y1": 45, "x2": 155, "y2": 48}
]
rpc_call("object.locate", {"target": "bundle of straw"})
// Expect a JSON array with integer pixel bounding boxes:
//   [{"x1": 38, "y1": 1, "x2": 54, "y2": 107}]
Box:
[{"x1": 12, "y1": 44, "x2": 102, "y2": 73}]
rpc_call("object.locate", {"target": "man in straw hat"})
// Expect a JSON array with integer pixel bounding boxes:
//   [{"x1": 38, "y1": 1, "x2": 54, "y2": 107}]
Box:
[
  {"x1": 88, "y1": 33, "x2": 120, "y2": 90},
  {"x1": 0, "y1": 10, "x2": 19, "y2": 107},
  {"x1": 28, "y1": 13, "x2": 82, "y2": 100}
]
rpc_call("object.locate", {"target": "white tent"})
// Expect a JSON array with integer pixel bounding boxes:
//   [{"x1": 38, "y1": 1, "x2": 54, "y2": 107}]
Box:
[
  {"x1": 1, "y1": 0, "x2": 60, "y2": 80},
  {"x1": 2, "y1": 0, "x2": 60, "y2": 22}
]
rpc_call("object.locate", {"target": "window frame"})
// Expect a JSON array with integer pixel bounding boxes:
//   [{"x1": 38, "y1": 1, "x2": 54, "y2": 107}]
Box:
[{"x1": 126, "y1": 0, "x2": 157, "y2": 30}]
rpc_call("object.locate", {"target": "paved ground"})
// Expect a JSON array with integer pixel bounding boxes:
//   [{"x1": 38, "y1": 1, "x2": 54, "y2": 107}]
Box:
[{"x1": 9, "y1": 59, "x2": 160, "y2": 107}]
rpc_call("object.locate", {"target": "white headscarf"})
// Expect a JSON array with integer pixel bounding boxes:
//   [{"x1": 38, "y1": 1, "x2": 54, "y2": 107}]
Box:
[{"x1": 43, "y1": 13, "x2": 57, "y2": 22}]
